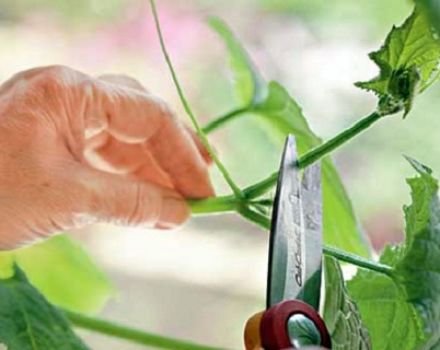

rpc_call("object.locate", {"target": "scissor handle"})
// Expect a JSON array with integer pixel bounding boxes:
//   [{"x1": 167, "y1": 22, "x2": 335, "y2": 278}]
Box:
[
  {"x1": 244, "y1": 311, "x2": 264, "y2": 350},
  {"x1": 244, "y1": 300, "x2": 331, "y2": 350}
]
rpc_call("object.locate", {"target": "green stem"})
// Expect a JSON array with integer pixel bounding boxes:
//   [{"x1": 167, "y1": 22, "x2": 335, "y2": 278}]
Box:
[
  {"x1": 238, "y1": 205, "x2": 271, "y2": 229},
  {"x1": 235, "y1": 208, "x2": 392, "y2": 276},
  {"x1": 65, "y1": 310, "x2": 226, "y2": 350},
  {"x1": 323, "y1": 246, "x2": 393, "y2": 277},
  {"x1": 202, "y1": 107, "x2": 250, "y2": 134},
  {"x1": 188, "y1": 195, "x2": 237, "y2": 214},
  {"x1": 243, "y1": 111, "x2": 383, "y2": 199},
  {"x1": 149, "y1": 0, "x2": 242, "y2": 198},
  {"x1": 243, "y1": 172, "x2": 278, "y2": 199},
  {"x1": 297, "y1": 111, "x2": 382, "y2": 169}
]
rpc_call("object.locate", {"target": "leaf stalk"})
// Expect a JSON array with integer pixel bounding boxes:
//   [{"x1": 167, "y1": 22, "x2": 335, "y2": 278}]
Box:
[
  {"x1": 323, "y1": 246, "x2": 393, "y2": 277},
  {"x1": 188, "y1": 195, "x2": 237, "y2": 214},
  {"x1": 202, "y1": 107, "x2": 250, "y2": 134},
  {"x1": 189, "y1": 197, "x2": 393, "y2": 276},
  {"x1": 65, "y1": 310, "x2": 225, "y2": 350},
  {"x1": 149, "y1": 0, "x2": 243, "y2": 198},
  {"x1": 243, "y1": 111, "x2": 383, "y2": 199}
]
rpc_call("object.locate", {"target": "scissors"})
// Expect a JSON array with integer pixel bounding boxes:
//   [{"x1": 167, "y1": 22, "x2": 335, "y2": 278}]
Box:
[{"x1": 244, "y1": 135, "x2": 332, "y2": 349}]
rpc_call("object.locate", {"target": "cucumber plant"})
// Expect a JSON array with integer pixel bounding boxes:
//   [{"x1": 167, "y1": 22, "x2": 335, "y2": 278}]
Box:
[{"x1": 0, "y1": 1, "x2": 440, "y2": 349}]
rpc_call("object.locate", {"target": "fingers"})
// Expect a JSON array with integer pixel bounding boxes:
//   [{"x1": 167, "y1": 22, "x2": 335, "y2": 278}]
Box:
[
  {"x1": 78, "y1": 167, "x2": 189, "y2": 229},
  {"x1": 85, "y1": 132, "x2": 143, "y2": 174},
  {"x1": 185, "y1": 126, "x2": 212, "y2": 165},
  {"x1": 87, "y1": 77, "x2": 214, "y2": 198},
  {"x1": 98, "y1": 74, "x2": 212, "y2": 165},
  {"x1": 143, "y1": 119, "x2": 214, "y2": 198},
  {"x1": 85, "y1": 131, "x2": 173, "y2": 189}
]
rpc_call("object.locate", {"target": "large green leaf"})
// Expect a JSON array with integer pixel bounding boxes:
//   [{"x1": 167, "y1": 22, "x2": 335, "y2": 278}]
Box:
[
  {"x1": 211, "y1": 19, "x2": 370, "y2": 257},
  {"x1": 0, "y1": 235, "x2": 112, "y2": 314},
  {"x1": 356, "y1": 5, "x2": 440, "y2": 115},
  {"x1": 349, "y1": 158, "x2": 440, "y2": 349},
  {"x1": 348, "y1": 264, "x2": 423, "y2": 350},
  {"x1": 323, "y1": 257, "x2": 371, "y2": 350},
  {"x1": 0, "y1": 265, "x2": 89, "y2": 350}
]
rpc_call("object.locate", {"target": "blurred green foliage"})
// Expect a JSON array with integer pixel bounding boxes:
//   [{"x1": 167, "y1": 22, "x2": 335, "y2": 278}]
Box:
[
  {"x1": 0, "y1": 0, "x2": 126, "y2": 24},
  {"x1": 0, "y1": 235, "x2": 112, "y2": 314},
  {"x1": 419, "y1": 0, "x2": 440, "y2": 33},
  {"x1": 0, "y1": 266, "x2": 89, "y2": 350}
]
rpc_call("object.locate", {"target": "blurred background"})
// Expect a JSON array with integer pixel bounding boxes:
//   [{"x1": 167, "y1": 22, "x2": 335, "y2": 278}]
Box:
[{"x1": 0, "y1": 0, "x2": 438, "y2": 348}]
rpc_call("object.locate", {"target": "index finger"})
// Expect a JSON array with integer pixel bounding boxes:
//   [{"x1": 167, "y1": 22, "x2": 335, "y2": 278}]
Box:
[{"x1": 87, "y1": 79, "x2": 214, "y2": 198}]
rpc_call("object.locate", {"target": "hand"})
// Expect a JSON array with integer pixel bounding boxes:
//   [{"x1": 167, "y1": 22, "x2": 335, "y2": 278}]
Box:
[{"x1": 0, "y1": 66, "x2": 214, "y2": 249}]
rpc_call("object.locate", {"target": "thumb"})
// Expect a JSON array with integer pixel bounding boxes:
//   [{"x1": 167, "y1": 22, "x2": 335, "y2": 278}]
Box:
[{"x1": 80, "y1": 168, "x2": 189, "y2": 229}]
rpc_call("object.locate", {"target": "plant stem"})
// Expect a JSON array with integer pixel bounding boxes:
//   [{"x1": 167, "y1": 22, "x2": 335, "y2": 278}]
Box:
[
  {"x1": 188, "y1": 195, "x2": 237, "y2": 214},
  {"x1": 149, "y1": 0, "x2": 242, "y2": 198},
  {"x1": 323, "y1": 246, "x2": 393, "y2": 277},
  {"x1": 238, "y1": 205, "x2": 271, "y2": 229},
  {"x1": 235, "y1": 206, "x2": 393, "y2": 276},
  {"x1": 243, "y1": 111, "x2": 383, "y2": 199},
  {"x1": 65, "y1": 310, "x2": 225, "y2": 350},
  {"x1": 243, "y1": 172, "x2": 278, "y2": 199},
  {"x1": 296, "y1": 111, "x2": 382, "y2": 169},
  {"x1": 202, "y1": 107, "x2": 250, "y2": 134}
]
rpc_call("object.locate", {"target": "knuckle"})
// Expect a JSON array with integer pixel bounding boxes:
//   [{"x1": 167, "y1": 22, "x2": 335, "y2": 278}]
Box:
[
  {"x1": 27, "y1": 65, "x2": 88, "y2": 96},
  {"x1": 156, "y1": 102, "x2": 179, "y2": 134},
  {"x1": 32, "y1": 65, "x2": 69, "y2": 86},
  {"x1": 100, "y1": 74, "x2": 145, "y2": 91},
  {"x1": 157, "y1": 100, "x2": 175, "y2": 121}
]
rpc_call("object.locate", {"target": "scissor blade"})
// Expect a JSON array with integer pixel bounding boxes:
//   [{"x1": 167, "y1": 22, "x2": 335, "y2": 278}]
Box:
[
  {"x1": 266, "y1": 135, "x2": 323, "y2": 311},
  {"x1": 267, "y1": 135, "x2": 303, "y2": 308},
  {"x1": 298, "y1": 163, "x2": 322, "y2": 311}
]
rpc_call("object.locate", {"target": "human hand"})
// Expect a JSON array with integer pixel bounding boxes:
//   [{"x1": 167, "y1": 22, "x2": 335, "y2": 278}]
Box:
[{"x1": 0, "y1": 66, "x2": 213, "y2": 249}]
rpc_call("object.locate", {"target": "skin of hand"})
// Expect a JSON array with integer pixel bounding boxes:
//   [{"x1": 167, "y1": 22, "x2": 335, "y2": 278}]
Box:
[{"x1": 0, "y1": 65, "x2": 214, "y2": 250}]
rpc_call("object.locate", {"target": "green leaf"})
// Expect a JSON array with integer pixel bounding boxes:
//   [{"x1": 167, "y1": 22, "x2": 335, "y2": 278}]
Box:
[
  {"x1": 393, "y1": 158, "x2": 440, "y2": 348},
  {"x1": 323, "y1": 257, "x2": 371, "y2": 350},
  {"x1": 211, "y1": 18, "x2": 371, "y2": 257},
  {"x1": 209, "y1": 16, "x2": 267, "y2": 107},
  {"x1": 0, "y1": 235, "x2": 113, "y2": 314},
  {"x1": 356, "y1": 5, "x2": 440, "y2": 116},
  {"x1": 0, "y1": 252, "x2": 14, "y2": 279},
  {"x1": 348, "y1": 265, "x2": 423, "y2": 350},
  {"x1": 418, "y1": 0, "x2": 440, "y2": 35},
  {"x1": 0, "y1": 265, "x2": 89, "y2": 350},
  {"x1": 348, "y1": 158, "x2": 440, "y2": 349}
]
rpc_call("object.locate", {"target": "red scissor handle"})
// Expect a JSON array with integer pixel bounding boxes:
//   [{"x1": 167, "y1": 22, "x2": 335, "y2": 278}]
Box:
[{"x1": 260, "y1": 300, "x2": 331, "y2": 349}]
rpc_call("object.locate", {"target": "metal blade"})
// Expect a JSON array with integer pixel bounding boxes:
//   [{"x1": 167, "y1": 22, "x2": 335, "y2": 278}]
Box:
[
  {"x1": 267, "y1": 135, "x2": 303, "y2": 308},
  {"x1": 298, "y1": 163, "x2": 322, "y2": 311},
  {"x1": 266, "y1": 135, "x2": 323, "y2": 311}
]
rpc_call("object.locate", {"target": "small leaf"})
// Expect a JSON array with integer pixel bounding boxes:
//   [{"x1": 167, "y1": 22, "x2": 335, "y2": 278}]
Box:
[
  {"x1": 356, "y1": 5, "x2": 440, "y2": 116},
  {"x1": 0, "y1": 265, "x2": 89, "y2": 350},
  {"x1": 0, "y1": 235, "x2": 113, "y2": 314},
  {"x1": 212, "y1": 19, "x2": 371, "y2": 257},
  {"x1": 323, "y1": 257, "x2": 371, "y2": 350},
  {"x1": 349, "y1": 159, "x2": 440, "y2": 349},
  {"x1": 209, "y1": 16, "x2": 267, "y2": 107}
]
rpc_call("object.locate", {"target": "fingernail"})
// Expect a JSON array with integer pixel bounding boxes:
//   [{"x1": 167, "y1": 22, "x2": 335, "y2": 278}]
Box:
[{"x1": 158, "y1": 197, "x2": 189, "y2": 229}]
